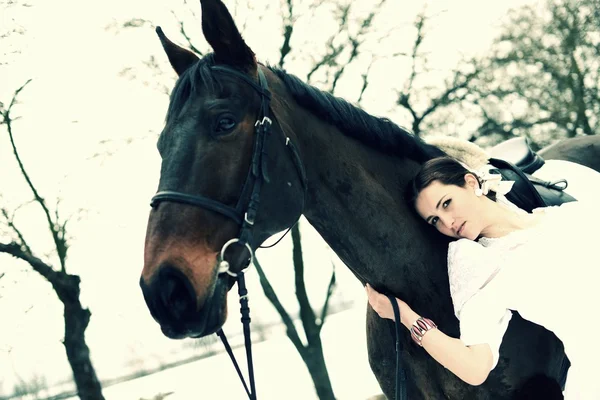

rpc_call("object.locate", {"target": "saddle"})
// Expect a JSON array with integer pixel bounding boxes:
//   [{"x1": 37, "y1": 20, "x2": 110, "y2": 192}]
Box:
[{"x1": 489, "y1": 137, "x2": 576, "y2": 212}]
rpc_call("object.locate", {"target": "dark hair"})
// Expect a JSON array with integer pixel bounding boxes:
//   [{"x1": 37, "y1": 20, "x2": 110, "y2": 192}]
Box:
[{"x1": 405, "y1": 156, "x2": 494, "y2": 211}]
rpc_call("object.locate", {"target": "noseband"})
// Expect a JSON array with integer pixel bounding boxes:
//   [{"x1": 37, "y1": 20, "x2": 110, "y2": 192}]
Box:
[{"x1": 150, "y1": 65, "x2": 307, "y2": 400}]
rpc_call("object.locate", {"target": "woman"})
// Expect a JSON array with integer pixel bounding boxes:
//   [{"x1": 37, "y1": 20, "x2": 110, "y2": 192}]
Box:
[{"x1": 366, "y1": 156, "x2": 599, "y2": 399}]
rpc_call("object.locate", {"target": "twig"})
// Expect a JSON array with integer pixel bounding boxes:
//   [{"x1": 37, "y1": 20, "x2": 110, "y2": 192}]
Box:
[
  {"x1": 172, "y1": 13, "x2": 203, "y2": 56},
  {"x1": 1, "y1": 207, "x2": 32, "y2": 255}
]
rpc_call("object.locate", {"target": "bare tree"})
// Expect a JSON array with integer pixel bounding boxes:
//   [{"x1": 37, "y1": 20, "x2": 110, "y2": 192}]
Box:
[
  {"x1": 108, "y1": 0, "x2": 208, "y2": 97},
  {"x1": 0, "y1": 81, "x2": 105, "y2": 400},
  {"x1": 302, "y1": 0, "x2": 389, "y2": 95},
  {"x1": 393, "y1": 10, "x2": 482, "y2": 137},
  {"x1": 467, "y1": 0, "x2": 600, "y2": 148},
  {"x1": 254, "y1": 223, "x2": 337, "y2": 400}
]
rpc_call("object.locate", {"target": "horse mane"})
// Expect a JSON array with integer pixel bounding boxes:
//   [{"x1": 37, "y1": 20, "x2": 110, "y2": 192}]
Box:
[
  {"x1": 269, "y1": 67, "x2": 445, "y2": 163},
  {"x1": 166, "y1": 55, "x2": 444, "y2": 163}
]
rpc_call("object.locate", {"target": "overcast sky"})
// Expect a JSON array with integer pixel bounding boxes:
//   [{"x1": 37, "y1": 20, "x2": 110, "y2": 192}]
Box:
[{"x1": 0, "y1": 0, "x2": 540, "y2": 396}]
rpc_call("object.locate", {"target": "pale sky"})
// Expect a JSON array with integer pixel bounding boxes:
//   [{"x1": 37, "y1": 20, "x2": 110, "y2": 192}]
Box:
[{"x1": 0, "y1": 0, "x2": 540, "y2": 397}]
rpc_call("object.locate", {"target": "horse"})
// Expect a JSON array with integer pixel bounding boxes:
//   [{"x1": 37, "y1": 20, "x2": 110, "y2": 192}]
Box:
[
  {"x1": 139, "y1": 0, "x2": 600, "y2": 398},
  {"x1": 540, "y1": 135, "x2": 600, "y2": 172}
]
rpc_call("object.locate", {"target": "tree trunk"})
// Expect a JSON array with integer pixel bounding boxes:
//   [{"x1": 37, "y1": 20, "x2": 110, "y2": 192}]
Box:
[
  {"x1": 58, "y1": 276, "x2": 105, "y2": 400},
  {"x1": 301, "y1": 341, "x2": 336, "y2": 400}
]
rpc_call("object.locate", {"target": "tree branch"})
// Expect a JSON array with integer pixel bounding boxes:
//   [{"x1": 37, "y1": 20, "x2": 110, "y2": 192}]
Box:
[
  {"x1": 305, "y1": 3, "x2": 350, "y2": 84},
  {"x1": 1, "y1": 80, "x2": 68, "y2": 272},
  {"x1": 469, "y1": 100, "x2": 555, "y2": 145},
  {"x1": 396, "y1": 92, "x2": 420, "y2": 134},
  {"x1": 1, "y1": 207, "x2": 32, "y2": 255},
  {"x1": 291, "y1": 224, "x2": 320, "y2": 345},
  {"x1": 306, "y1": 34, "x2": 346, "y2": 84},
  {"x1": 0, "y1": 242, "x2": 59, "y2": 285},
  {"x1": 568, "y1": 51, "x2": 593, "y2": 135},
  {"x1": 403, "y1": 11, "x2": 426, "y2": 97},
  {"x1": 396, "y1": 11, "x2": 428, "y2": 135},
  {"x1": 253, "y1": 257, "x2": 306, "y2": 354},
  {"x1": 278, "y1": 0, "x2": 294, "y2": 68},
  {"x1": 317, "y1": 263, "x2": 336, "y2": 332},
  {"x1": 328, "y1": 0, "x2": 387, "y2": 94},
  {"x1": 171, "y1": 11, "x2": 203, "y2": 56},
  {"x1": 420, "y1": 68, "x2": 478, "y2": 120},
  {"x1": 357, "y1": 58, "x2": 376, "y2": 105}
]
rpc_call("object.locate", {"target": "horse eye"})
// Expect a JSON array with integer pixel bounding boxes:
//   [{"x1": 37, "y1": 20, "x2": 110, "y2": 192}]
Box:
[{"x1": 215, "y1": 116, "x2": 237, "y2": 133}]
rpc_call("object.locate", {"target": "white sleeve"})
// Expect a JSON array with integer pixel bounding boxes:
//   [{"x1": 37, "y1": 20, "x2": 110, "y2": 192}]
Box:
[
  {"x1": 459, "y1": 293, "x2": 512, "y2": 371},
  {"x1": 447, "y1": 239, "x2": 512, "y2": 370}
]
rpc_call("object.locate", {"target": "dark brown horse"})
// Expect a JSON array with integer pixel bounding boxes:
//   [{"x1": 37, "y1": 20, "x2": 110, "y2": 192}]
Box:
[
  {"x1": 540, "y1": 135, "x2": 600, "y2": 172},
  {"x1": 140, "y1": 0, "x2": 600, "y2": 397}
]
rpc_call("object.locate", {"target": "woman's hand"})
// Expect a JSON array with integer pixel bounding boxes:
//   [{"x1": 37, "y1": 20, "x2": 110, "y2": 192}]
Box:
[
  {"x1": 367, "y1": 285, "x2": 494, "y2": 386},
  {"x1": 365, "y1": 284, "x2": 419, "y2": 328}
]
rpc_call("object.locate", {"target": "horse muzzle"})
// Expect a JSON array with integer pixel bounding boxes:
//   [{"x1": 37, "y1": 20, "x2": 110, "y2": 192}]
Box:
[{"x1": 139, "y1": 265, "x2": 230, "y2": 339}]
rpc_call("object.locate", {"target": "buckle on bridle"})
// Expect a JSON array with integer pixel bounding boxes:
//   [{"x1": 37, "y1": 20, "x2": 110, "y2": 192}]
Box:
[
  {"x1": 244, "y1": 212, "x2": 255, "y2": 226},
  {"x1": 217, "y1": 238, "x2": 254, "y2": 277},
  {"x1": 254, "y1": 116, "x2": 272, "y2": 127}
]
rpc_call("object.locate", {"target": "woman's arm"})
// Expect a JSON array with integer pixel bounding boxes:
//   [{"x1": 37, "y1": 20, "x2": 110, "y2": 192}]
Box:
[
  {"x1": 365, "y1": 284, "x2": 493, "y2": 386},
  {"x1": 419, "y1": 328, "x2": 493, "y2": 385}
]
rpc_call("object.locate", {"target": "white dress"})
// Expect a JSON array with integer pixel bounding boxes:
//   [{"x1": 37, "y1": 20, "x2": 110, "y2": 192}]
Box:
[{"x1": 448, "y1": 199, "x2": 600, "y2": 399}]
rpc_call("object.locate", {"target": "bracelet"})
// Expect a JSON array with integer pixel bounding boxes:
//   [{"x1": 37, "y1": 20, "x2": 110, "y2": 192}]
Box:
[{"x1": 410, "y1": 317, "x2": 437, "y2": 347}]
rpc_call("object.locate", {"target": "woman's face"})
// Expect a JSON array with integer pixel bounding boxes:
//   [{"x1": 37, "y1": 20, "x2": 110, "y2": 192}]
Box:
[{"x1": 414, "y1": 174, "x2": 485, "y2": 240}]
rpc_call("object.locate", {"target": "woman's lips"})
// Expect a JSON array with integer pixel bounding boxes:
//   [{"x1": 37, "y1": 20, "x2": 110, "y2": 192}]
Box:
[{"x1": 458, "y1": 221, "x2": 466, "y2": 236}]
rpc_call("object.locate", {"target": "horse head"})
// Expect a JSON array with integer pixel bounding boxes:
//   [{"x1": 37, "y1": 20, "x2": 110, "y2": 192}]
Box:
[{"x1": 141, "y1": 0, "x2": 305, "y2": 339}]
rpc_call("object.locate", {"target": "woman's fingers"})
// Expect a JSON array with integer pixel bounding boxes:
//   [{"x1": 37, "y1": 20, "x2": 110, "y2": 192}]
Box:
[
  {"x1": 366, "y1": 284, "x2": 416, "y2": 326},
  {"x1": 365, "y1": 284, "x2": 392, "y2": 319}
]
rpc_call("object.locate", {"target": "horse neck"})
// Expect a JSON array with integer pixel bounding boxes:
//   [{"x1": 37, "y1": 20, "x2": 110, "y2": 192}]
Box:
[{"x1": 283, "y1": 103, "x2": 449, "y2": 298}]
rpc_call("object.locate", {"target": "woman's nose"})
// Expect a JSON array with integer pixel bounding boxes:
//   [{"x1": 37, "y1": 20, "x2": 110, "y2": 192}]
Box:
[{"x1": 439, "y1": 215, "x2": 454, "y2": 230}]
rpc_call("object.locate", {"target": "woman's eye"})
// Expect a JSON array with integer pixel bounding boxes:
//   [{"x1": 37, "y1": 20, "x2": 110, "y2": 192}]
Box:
[
  {"x1": 442, "y1": 199, "x2": 451, "y2": 208},
  {"x1": 431, "y1": 216, "x2": 439, "y2": 226},
  {"x1": 216, "y1": 116, "x2": 236, "y2": 133}
]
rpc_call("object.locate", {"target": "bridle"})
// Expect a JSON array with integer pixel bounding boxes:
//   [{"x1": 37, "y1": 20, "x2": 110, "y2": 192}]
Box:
[
  {"x1": 150, "y1": 64, "x2": 307, "y2": 400},
  {"x1": 149, "y1": 64, "x2": 409, "y2": 400}
]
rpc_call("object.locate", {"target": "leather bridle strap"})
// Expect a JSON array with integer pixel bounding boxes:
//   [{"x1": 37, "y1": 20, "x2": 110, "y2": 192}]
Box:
[
  {"x1": 150, "y1": 64, "x2": 306, "y2": 400},
  {"x1": 216, "y1": 272, "x2": 255, "y2": 399},
  {"x1": 150, "y1": 191, "x2": 243, "y2": 224},
  {"x1": 387, "y1": 294, "x2": 408, "y2": 400}
]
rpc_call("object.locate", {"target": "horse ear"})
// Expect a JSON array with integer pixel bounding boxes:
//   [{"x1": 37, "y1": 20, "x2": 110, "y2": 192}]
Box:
[
  {"x1": 156, "y1": 26, "x2": 199, "y2": 76},
  {"x1": 200, "y1": 0, "x2": 257, "y2": 73}
]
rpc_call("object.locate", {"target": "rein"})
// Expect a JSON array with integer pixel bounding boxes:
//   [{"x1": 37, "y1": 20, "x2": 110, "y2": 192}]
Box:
[
  {"x1": 150, "y1": 65, "x2": 306, "y2": 400},
  {"x1": 387, "y1": 295, "x2": 408, "y2": 400}
]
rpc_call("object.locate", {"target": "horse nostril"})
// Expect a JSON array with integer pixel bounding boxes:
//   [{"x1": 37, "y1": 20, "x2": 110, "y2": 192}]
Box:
[
  {"x1": 140, "y1": 267, "x2": 198, "y2": 327},
  {"x1": 158, "y1": 267, "x2": 197, "y2": 322}
]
